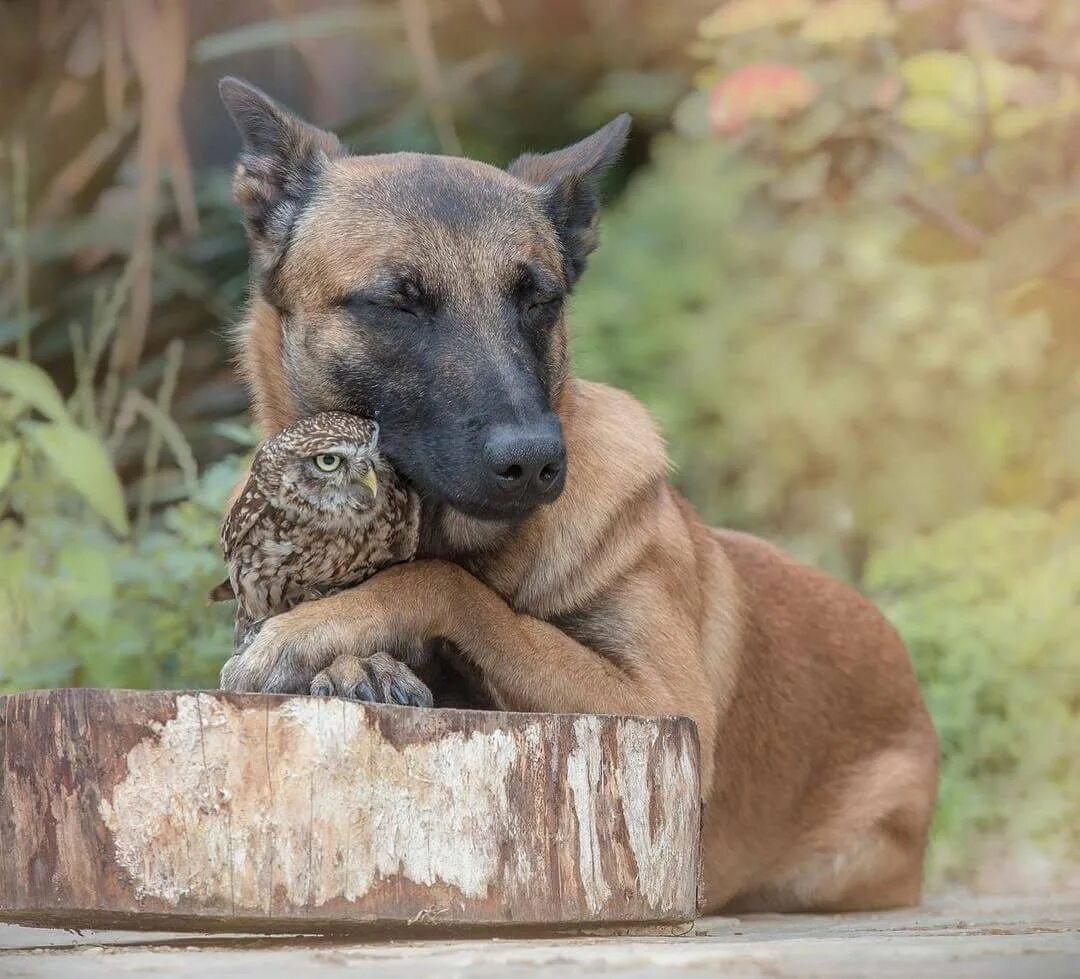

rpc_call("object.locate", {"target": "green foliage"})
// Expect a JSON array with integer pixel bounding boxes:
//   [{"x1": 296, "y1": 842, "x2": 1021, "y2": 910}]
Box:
[
  {"x1": 0, "y1": 355, "x2": 130, "y2": 535},
  {"x1": 0, "y1": 346, "x2": 241, "y2": 692},
  {"x1": 577, "y1": 137, "x2": 1062, "y2": 575},
  {"x1": 0, "y1": 455, "x2": 240, "y2": 693},
  {"x1": 0, "y1": 356, "x2": 69, "y2": 421},
  {"x1": 867, "y1": 506, "x2": 1080, "y2": 884},
  {"x1": 24, "y1": 422, "x2": 131, "y2": 536}
]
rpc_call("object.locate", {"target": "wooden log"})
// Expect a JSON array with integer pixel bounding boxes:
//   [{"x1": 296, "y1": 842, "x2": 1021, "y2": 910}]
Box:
[{"x1": 0, "y1": 689, "x2": 700, "y2": 935}]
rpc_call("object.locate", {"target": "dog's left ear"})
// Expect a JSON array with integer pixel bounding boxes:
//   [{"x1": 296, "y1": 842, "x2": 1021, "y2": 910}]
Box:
[
  {"x1": 220, "y1": 76, "x2": 344, "y2": 266},
  {"x1": 509, "y1": 114, "x2": 631, "y2": 286}
]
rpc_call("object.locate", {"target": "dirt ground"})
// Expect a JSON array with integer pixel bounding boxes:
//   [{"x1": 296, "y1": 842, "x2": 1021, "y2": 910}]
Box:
[{"x1": 2, "y1": 893, "x2": 1078, "y2": 978}]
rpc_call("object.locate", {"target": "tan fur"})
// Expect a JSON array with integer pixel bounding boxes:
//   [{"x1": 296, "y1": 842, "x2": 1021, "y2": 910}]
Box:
[{"x1": 238, "y1": 298, "x2": 296, "y2": 434}]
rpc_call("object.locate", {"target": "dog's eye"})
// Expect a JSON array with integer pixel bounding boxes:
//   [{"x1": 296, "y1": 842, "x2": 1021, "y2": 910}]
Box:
[
  {"x1": 380, "y1": 279, "x2": 424, "y2": 316},
  {"x1": 525, "y1": 293, "x2": 563, "y2": 318},
  {"x1": 342, "y1": 287, "x2": 422, "y2": 320},
  {"x1": 515, "y1": 264, "x2": 563, "y2": 316}
]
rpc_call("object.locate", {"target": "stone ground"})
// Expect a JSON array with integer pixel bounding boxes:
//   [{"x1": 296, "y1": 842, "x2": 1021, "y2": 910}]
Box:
[{"x1": 1, "y1": 894, "x2": 1077, "y2": 978}]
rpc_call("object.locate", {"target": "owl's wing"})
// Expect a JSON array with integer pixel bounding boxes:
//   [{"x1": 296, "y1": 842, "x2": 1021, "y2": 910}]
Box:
[
  {"x1": 219, "y1": 480, "x2": 269, "y2": 565},
  {"x1": 393, "y1": 484, "x2": 422, "y2": 562}
]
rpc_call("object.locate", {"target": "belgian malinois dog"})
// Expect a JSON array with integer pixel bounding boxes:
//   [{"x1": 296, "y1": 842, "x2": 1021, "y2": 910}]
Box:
[{"x1": 217, "y1": 76, "x2": 939, "y2": 913}]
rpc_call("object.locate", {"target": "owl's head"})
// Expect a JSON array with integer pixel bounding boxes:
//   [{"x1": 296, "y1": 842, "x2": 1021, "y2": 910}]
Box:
[{"x1": 254, "y1": 412, "x2": 385, "y2": 516}]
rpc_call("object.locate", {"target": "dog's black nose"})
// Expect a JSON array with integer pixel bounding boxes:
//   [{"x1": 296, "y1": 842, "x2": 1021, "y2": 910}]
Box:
[{"x1": 483, "y1": 418, "x2": 566, "y2": 500}]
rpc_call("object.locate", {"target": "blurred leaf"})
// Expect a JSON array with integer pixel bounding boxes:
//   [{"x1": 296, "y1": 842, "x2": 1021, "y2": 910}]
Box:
[
  {"x1": 994, "y1": 77, "x2": 1080, "y2": 139},
  {"x1": 898, "y1": 95, "x2": 972, "y2": 138},
  {"x1": 58, "y1": 543, "x2": 115, "y2": 635},
  {"x1": 24, "y1": 422, "x2": 130, "y2": 536},
  {"x1": 986, "y1": 211, "x2": 1077, "y2": 292},
  {"x1": 770, "y1": 152, "x2": 829, "y2": 202},
  {"x1": 0, "y1": 311, "x2": 45, "y2": 350},
  {"x1": 0, "y1": 440, "x2": 19, "y2": 493},
  {"x1": 190, "y1": 8, "x2": 397, "y2": 62},
  {"x1": 211, "y1": 421, "x2": 259, "y2": 447},
  {"x1": 709, "y1": 64, "x2": 819, "y2": 135},
  {"x1": 801, "y1": 0, "x2": 896, "y2": 45},
  {"x1": 780, "y1": 98, "x2": 846, "y2": 153},
  {"x1": 899, "y1": 52, "x2": 1039, "y2": 129},
  {"x1": 699, "y1": 0, "x2": 810, "y2": 39},
  {"x1": 0, "y1": 356, "x2": 70, "y2": 422}
]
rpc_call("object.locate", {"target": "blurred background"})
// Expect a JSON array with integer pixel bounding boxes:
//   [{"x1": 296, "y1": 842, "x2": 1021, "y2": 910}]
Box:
[{"x1": 1, "y1": 0, "x2": 1078, "y2": 894}]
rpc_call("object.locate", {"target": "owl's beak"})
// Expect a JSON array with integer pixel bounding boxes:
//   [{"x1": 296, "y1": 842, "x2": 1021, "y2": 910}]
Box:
[{"x1": 362, "y1": 466, "x2": 379, "y2": 499}]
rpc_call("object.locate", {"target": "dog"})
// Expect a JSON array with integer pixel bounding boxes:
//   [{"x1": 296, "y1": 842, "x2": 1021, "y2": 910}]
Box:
[{"x1": 216, "y1": 76, "x2": 939, "y2": 913}]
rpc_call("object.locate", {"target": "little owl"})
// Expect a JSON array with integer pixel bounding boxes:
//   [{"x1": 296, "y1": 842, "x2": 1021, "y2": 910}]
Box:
[{"x1": 210, "y1": 412, "x2": 430, "y2": 705}]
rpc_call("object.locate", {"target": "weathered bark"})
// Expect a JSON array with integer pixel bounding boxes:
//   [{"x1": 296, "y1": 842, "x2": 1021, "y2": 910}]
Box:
[{"x1": 0, "y1": 689, "x2": 700, "y2": 934}]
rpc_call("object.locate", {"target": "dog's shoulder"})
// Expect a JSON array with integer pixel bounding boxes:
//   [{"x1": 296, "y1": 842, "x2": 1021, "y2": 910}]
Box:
[{"x1": 560, "y1": 378, "x2": 667, "y2": 486}]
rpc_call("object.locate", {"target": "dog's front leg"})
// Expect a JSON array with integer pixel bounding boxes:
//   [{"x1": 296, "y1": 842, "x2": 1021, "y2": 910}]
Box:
[
  {"x1": 219, "y1": 559, "x2": 715, "y2": 783},
  {"x1": 219, "y1": 559, "x2": 704, "y2": 720}
]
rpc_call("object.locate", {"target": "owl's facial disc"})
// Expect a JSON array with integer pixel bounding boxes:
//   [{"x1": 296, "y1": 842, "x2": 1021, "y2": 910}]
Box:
[{"x1": 284, "y1": 440, "x2": 381, "y2": 515}]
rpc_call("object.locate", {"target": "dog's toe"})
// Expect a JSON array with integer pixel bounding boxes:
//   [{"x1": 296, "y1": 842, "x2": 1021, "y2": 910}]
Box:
[
  {"x1": 309, "y1": 652, "x2": 432, "y2": 706},
  {"x1": 309, "y1": 676, "x2": 334, "y2": 697}
]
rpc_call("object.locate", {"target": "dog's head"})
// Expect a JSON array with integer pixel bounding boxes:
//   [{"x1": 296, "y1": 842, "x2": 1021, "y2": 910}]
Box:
[{"x1": 222, "y1": 77, "x2": 628, "y2": 521}]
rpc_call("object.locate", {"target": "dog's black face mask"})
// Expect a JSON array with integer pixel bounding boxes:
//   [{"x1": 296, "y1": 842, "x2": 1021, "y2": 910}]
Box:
[{"x1": 221, "y1": 77, "x2": 629, "y2": 521}]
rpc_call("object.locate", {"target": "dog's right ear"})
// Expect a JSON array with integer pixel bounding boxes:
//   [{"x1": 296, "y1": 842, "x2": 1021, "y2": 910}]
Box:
[
  {"x1": 508, "y1": 114, "x2": 631, "y2": 287},
  {"x1": 219, "y1": 76, "x2": 343, "y2": 263}
]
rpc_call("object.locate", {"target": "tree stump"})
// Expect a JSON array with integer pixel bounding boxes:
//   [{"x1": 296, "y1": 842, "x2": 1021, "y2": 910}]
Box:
[{"x1": 0, "y1": 689, "x2": 701, "y2": 935}]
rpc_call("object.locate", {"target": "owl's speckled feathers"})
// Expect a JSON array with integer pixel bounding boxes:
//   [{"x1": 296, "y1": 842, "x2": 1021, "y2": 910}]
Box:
[{"x1": 211, "y1": 412, "x2": 420, "y2": 646}]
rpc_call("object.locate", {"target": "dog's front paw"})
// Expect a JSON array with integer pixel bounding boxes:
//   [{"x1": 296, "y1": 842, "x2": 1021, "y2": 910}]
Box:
[
  {"x1": 216, "y1": 578, "x2": 433, "y2": 696},
  {"x1": 218, "y1": 614, "x2": 343, "y2": 694},
  {"x1": 310, "y1": 652, "x2": 433, "y2": 708}
]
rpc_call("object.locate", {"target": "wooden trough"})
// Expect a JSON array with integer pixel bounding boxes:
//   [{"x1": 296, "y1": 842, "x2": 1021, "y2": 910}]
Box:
[{"x1": 0, "y1": 689, "x2": 701, "y2": 935}]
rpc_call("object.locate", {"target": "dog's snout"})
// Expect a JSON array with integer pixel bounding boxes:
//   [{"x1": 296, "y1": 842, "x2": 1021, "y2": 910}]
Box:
[{"x1": 483, "y1": 419, "x2": 566, "y2": 501}]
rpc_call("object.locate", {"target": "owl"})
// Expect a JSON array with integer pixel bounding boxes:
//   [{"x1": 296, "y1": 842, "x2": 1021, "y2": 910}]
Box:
[{"x1": 210, "y1": 412, "x2": 420, "y2": 648}]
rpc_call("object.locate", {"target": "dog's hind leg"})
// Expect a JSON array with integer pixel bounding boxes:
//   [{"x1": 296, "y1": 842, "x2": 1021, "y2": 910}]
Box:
[{"x1": 722, "y1": 743, "x2": 938, "y2": 913}]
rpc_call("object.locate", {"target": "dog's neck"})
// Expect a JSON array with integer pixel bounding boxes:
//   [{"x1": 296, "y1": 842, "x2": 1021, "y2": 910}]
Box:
[{"x1": 418, "y1": 498, "x2": 514, "y2": 562}]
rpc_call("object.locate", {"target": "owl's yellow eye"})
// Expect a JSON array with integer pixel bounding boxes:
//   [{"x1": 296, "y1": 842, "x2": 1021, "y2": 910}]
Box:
[{"x1": 313, "y1": 453, "x2": 342, "y2": 473}]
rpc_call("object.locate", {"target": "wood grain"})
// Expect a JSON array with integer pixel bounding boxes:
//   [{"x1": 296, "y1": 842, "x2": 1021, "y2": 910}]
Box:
[{"x1": 0, "y1": 689, "x2": 700, "y2": 935}]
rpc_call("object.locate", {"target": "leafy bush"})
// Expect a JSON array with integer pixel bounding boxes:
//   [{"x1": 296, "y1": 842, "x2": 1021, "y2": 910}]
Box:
[
  {"x1": 0, "y1": 460, "x2": 239, "y2": 692},
  {"x1": 0, "y1": 354, "x2": 240, "y2": 692},
  {"x1": 867, "y1": 506, "x2": 1080, "y2": 886}
]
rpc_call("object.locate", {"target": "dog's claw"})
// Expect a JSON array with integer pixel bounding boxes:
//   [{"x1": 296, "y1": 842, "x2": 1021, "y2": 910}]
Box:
[
  {"x1": 308, "y1": 652, "x2": 432, "y2": 707},
  {"x1": 351, "y1": 680, "x2": 377, "y2": 702}
]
